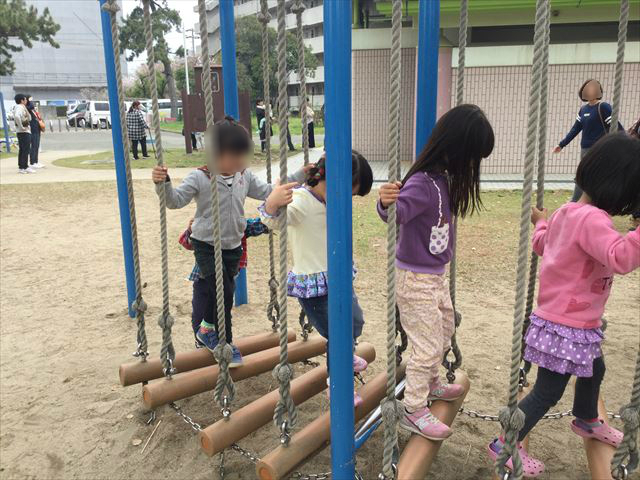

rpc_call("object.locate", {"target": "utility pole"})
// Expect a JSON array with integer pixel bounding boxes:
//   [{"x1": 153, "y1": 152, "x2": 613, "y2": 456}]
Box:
[{"x1": 182, "y1": 22, "x2": 190, "y2": 94}]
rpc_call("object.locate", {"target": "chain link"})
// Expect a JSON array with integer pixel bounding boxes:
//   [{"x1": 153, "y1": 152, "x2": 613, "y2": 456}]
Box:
[
  {"x1": 169, "y1": 402, "x2": 203, "y2": 432},
  {"x1": 458, "y1": 407, "x2": 622, "y2": 422}
]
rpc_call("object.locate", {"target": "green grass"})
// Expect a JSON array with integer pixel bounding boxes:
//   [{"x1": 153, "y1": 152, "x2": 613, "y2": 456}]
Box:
[
  {"x1": 52, "y1": 146, "x2": 300, "y2": 170},
  {"x1": 160, "y1": 113, "x2": 325, "y2": 137}
]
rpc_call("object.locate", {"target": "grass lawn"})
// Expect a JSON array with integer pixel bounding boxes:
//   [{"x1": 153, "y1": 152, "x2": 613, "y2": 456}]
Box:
[
  {"x1": 52, "y1": 145, "x2": 301, "y2": 170},
  {"x1": 160, "y1": 113, "x2": 325, "y2": 137}
]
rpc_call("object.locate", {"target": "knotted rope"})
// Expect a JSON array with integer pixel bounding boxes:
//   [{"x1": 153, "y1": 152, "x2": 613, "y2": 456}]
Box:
[
  {"x1": 443, "y1": 0, "x2": 468, "y2": 382},
  {"x1": 522, "y1": 0, "x2": 550, "y2": 379},
  {"x1": 609, "y1": 0, "x2": 629, "y2": 131},
  {"x1": 142, "y1": 0, "x2": 175, "y2": 377},
  {"x1": 258, "y1": 0, "x2": 279, "y2": 333},
  {"x1": 381, "y1": 0, "x2": 402, "y2": 477},
  {"x1": 197, "y1": 0, "x2": 235, "y2": 408},
  {"x1": 612, "y1": 344, "x2": 640, "y2": 478},
  {"x1": 272, "y1": 0, "x2": 297, "y2": 443},
  {"x1": 495, "y1": 1, "x2": 548, "y2": 478},
  {"x1": 102, "y1": 0, "x2": 148, "y2": 361}
]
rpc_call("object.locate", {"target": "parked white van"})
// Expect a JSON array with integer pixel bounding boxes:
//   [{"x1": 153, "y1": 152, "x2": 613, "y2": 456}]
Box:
[{"x1": 67, "y1": 101, "x2": 111, "y2": 128}]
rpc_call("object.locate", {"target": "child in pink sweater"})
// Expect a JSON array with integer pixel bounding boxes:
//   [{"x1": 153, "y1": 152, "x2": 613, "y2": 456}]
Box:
[{"x1": 488, "y1": 133, "x2": 640, "y2": 477}]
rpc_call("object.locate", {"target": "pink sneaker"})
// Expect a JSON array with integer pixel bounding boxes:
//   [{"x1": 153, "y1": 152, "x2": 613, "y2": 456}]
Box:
[
  {"x1": 353, "y1": 355, "x2": 368, "y2": 373},
  {"x1": 428, "y1": 378, "x2": 464, "y2": 402},
  {"x1": 399, "y1": 406, "x2": 452, "y2": 441}
]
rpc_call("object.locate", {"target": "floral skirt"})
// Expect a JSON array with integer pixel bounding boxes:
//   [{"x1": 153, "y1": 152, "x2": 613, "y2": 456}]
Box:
[{"x1": 523, "y1": 314, "x2": 604, "y2": 377}]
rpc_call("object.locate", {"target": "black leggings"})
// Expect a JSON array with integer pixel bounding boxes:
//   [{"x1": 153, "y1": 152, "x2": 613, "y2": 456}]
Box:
[{"x1": 518, "y1": 357, "x2": 605, "y2": 441}]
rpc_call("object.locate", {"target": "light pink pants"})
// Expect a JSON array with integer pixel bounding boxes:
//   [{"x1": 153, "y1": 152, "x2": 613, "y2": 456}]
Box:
[{"x1": 396, "y1": 268, "x2": 455, "y2": 412}]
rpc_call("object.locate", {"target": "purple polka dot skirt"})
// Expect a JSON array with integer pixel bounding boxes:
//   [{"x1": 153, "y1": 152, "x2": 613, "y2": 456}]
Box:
[{"x1": 523, "y1": 314, "x2": 604, "y2": 377}]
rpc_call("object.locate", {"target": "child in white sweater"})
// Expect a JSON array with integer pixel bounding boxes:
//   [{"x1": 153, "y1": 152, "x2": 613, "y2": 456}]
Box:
[{"x1": 260, "y1": 152, "x2": 374, "y2": 405}]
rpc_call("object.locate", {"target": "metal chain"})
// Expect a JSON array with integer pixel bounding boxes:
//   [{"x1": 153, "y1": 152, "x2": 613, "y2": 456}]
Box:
[
  {"x1": 101, "y1": 0, "x2": 148, "y2": 361},
  {"x1": 459, "y1": 407, "x2": 622, "y2": 422},
  {"x1": 141, "y1": 0, "x2": 175, "y2": 377},
  {"x1": 381, "y1": 1, "x2": 402, "y2": 478},
  {"x1": 272, "y1": 0, "x2": 297, "y2": 442},
  {"x1": 496, "y1": 1, "x2": 549, "y2": 478},
  {"x1": 169, "y1": 402, "x2": 203, "y2": 432},
  {"x1": 197, "y1": 0, "x2": 236, "y2": 407}
]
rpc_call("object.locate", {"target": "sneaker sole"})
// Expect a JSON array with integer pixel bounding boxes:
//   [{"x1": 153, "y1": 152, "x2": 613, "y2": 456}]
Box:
[
  {"x1": 398, "y1": 419, "x2": 451, "y2": 441},
  {"x1": 427, "y1": 394, "x2": 462, "y2": 402},
  {"x1": 228, "y1": 362, "x2": 243, "y2": 368}
]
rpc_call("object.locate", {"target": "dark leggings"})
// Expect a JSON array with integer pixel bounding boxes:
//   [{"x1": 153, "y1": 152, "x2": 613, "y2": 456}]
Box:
[{"x1": 518, "y1": 357, "x2": 605, "y2": 441}]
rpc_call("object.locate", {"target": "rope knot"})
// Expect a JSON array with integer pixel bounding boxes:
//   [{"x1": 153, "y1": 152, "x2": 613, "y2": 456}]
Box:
[
  {"x1": 101, "y1": 0, "x2": 120, "y2": 14},
  {"x1": 213, "y1": 343, "x2": 233, "y2": 364},
  {"x1": 290, "y1": 0, "x2": 306, "y2": 15},
  {"x1": 498, "y1": 406, "x2": 526, "y2": 432},
  {"x1": 157, "y1": 313, "x2": 175, "y2": 330},
  {"x1": 132, "y1": 298, "x2": 148, "y2": 314},
  {"x1": 257, "y1": 11, "x2": 271, "y2": 24},
  {"x1": 620, "y1": 405, "x2": 640, "y2": 429},
  {"x1": 272, "y1": 363, "x2": 294, "y2": 383}
]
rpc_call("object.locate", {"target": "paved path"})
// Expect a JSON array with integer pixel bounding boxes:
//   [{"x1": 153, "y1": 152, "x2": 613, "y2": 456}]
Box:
[{"x1": 1, "y1": 143, "x2": 573, "y2": 190}]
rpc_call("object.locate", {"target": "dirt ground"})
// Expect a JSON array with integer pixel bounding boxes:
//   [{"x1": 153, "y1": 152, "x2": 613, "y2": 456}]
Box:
[{"x1": 0, "y1": 181, "x2": 638, "y2": 480}]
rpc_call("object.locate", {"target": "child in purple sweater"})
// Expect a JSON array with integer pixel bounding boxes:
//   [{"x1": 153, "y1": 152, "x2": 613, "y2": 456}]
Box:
[{"x1": 378, "y1": 104, "x2": 495, "y2": 440}]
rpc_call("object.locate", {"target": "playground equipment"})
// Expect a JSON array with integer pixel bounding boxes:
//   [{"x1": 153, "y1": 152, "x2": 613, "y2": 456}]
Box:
[{"x1": 100, "y1": 0, "x2": 639, "y2": 478}]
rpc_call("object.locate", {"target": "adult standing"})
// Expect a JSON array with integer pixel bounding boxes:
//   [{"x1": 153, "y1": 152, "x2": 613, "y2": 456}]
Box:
[
  {"x1": 553, "y1": 79, "x2": 623, "y2": 201},
  {"x1": 126, "y1": 100, "x2": 149, "y2": 160},
  {"x1": 304, "y1": 99, "x2": 315, "y2": 148},
  {"x1": 13, "y1": 94, "x2": 34, "y2": 174},
  {"x1": 26, "y1": 97, "x2": 44, "y2": 169}
]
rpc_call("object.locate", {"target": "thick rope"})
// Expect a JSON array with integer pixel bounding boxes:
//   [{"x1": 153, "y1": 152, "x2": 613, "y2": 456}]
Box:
[
  {"x1": 291, "y1": 0, "x2": 310, "y2": 166},
  {"x1": 443, "y1": 0, "x2": 468, "y2": 382},
  {"x1": 258, "y1": 0, "x2": 279, "y2": 333},
  {"x1": 381, "y1": 0, "x2": 402, "y2": 477},
  {"x1": 495, "y1": 1, "x2": 548, "y2": 478},
  {"x1": 272, "y1": 0, "x2": 297, "y2": 441},
  {"x1": 522, "y1": 0, "x2": 551, "y2": 376},
  {"x1": 142, "y1": 0, "x2": 175, "y2": 377},
  {"x1": 612, "y1": 342, "x2": 640, "y2": 477},
  {"x1": 609, "y1": 0, "x2": 629, "y2": 130},
  {"x1": 197, "y1": 0, "x2": 235, "y2": 406},
  {"x1": 102, "y1": 0, "x2": 148, "y2": 360}
]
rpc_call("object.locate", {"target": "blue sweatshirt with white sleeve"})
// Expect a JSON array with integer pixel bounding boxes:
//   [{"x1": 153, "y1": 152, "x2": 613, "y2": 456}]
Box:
[{"x1": 558, "y1": 102, "x2": 623, "y2": 149}]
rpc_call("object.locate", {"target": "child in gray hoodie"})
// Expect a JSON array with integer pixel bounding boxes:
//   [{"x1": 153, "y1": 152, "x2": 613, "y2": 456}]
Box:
[{"x1": 152, "y1": 117, "x2": 306, "y2": 366}]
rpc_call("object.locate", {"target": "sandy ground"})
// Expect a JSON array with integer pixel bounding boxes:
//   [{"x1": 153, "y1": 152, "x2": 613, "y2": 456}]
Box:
[{"x1": 0, "y1": 180, "x2": 638, "y2": 480}]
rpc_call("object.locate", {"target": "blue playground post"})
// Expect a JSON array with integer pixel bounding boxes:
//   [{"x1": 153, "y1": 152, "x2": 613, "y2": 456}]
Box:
[
  {"x1": 219, "y1": 0, "x2": 248, "y2": 306},
  {"x1": 99, "y1": 0, "x2": 136, "y2": 318},
  {"x1": 0, "y1": 92, "x2": 10, "y2": 153},
  {"x1": 415, "y1": 0, "x2": 440, "y2": 156},
  {"x1": 324, "y1": 1, "x2": 356, "y2": 477}
]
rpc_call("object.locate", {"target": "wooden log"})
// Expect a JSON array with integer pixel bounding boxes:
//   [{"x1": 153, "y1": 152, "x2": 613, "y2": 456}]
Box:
[
  {"x1": 119, "y1": 330, "x2": 296, "y2": 386},
  {"x1": 142, "y1": 336, "x2": 327, "y2": 409},
  {"x1": 396, "y1": 370, "x2": 471, "y2": 480},
  {"x1": 199, "y1": 343, "x2": 377, "y2": 457},
  {"x1": 256, "y1": 363, "x2": 408, "y2": 480},
  {"x1": 584, "y1": 394, "x2": 616, "y2": 480}
]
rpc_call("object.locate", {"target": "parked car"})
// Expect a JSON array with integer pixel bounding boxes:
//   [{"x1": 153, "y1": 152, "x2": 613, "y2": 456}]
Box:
[{"x1": 67, "y1": 101, "x2": 111, "y2": 128}]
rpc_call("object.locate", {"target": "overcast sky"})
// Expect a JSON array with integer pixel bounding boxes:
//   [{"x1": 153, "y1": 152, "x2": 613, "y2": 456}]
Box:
[{"x1": 121, "y1": 0, "x2": 200, "y2": 76}]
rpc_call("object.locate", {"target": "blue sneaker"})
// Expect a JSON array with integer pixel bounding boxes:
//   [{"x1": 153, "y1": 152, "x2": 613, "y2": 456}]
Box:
[
  {"x1": 196, "y1": 328, "x2": 219, "y2": 353},
  {"x1": 229, "y1": 345, "x2": 243, "y2": 368}
]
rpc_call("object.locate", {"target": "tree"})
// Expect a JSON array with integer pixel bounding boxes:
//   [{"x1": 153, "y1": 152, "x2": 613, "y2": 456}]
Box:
[
  {"x1": 120, "y1": 1, "x2": 181, "y2": 118},
  {"x1": 0, "y1": 0, "x2": 60, "y2": 76},
  {"x1": 173, "y1": 47, "x2": 195, "y2": 94},
  {"x1": 125, "y1": 64, "x2": 167, "y2": 99},
  {"x1": 235, "y1": 16, "x2": 318, "y2": 107}
]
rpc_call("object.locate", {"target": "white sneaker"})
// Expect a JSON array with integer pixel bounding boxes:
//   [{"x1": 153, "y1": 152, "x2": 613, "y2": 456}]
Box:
[
  {"x1": 18, "y1": 169, "x2": 28, "y2": 174},
  {"x1": 25, "y1": 167, "x2": 36, "y2": 173},
  {"x1": 31, "y1": 163, "x2": 45, "y2": 169}
]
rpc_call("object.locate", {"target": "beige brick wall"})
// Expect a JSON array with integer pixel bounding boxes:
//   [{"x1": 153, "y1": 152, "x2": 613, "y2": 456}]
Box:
[
  {"x1": 352, "y1": 47, "x2": 639, "y2": 175},
  {"x1": 352, "y1": 48, "x2": 417, "y2": 164}
]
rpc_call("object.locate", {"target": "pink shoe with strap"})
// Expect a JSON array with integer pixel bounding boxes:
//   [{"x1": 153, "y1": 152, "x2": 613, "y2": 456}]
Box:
[
  {"x1": 486, "y1": 439, "x2": 545, "y2": 478},
  {"x1": 428, "y1": 377, "x2": 464, "y2": 402},
  {"x1": 571, "y1": 419, "x2": 623, "y2": 448},
  {"x1": 399, "y1": 406, "x2": 452, "y2": 441},
  {"x1": 353, "y1": 355, "x2": 368, "y2": 373}
]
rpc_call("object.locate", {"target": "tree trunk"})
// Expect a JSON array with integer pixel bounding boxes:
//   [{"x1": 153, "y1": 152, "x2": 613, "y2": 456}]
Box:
[{"x1": 162, "y1": 59, "x2": 179, "y2": 119}]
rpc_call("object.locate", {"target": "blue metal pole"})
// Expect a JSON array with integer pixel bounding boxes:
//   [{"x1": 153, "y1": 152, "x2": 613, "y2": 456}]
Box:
[
  {"x1": 219, "y1": 0, "x2": 248, "y2": 306},
  {"x1": 324, "y1": 1, "x2": 355, "y2": 477},
  {"x1": 99, "y1": 0, "x2": 136, "y2": 317},
  {"x1": 0, "y1": 92, "x2": 10, "y2": 153},
  {"x1": 415, "y1": 0, "x2": 440, "y2": 157}
]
